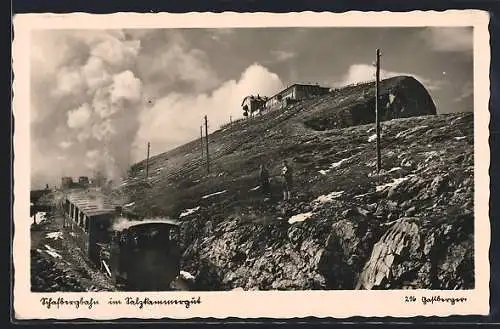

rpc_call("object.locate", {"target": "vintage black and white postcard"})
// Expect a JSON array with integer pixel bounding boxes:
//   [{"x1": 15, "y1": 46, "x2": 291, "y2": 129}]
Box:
[{"x1": 12, "y1": 10, "x2": 490, "y2": 320}]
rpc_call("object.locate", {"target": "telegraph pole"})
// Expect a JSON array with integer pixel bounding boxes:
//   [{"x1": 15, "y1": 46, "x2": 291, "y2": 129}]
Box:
[
  {"x1": 375, "y1": 48, "x2": 382, "y2": 173},
  {"x1": 200, "y1": 125, "x2": 204, "y2": 158},
  {"x1": 230, "y1": 115, "x2": 232, "y2": 124},
  {"x1": 204, "y1": 115, "x2": 210, "y2": 173},
  {"x1": 145, "y1": 142, "x2": 150, "y2": 179}
]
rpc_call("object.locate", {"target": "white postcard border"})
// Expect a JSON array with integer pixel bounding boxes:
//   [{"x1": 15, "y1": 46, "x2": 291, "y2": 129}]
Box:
[{"x1": 12, "y1": 10, "x2": 491, "y2": 320}]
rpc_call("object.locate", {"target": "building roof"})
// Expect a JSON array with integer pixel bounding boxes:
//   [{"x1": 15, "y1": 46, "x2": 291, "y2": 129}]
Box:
[
  {"x1": 66, "y1": 190, "x2": 120, "y2": 217},
  {"x1": 268, "y1": 83, "x2": 330, "y2": 100}
]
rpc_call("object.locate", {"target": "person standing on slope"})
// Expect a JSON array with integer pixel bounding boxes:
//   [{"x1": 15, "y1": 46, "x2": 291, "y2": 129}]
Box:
[
  {"x1": 259, "y1": 163, "x2": 271, "y2": 197},
  {"x1": 281, "y1": 160, "x2": 293, "y2": 201}
]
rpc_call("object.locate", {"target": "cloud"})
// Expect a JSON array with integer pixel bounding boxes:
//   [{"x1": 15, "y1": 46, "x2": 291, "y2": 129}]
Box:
[
  {"x1": 422, "y1": 27, "x2": 473, "y2": 53},
  {"x1": 90, "y1": 38, "x2": 141, "y2": 68},
  {"x1": 59, "y1": 141, "x2": 72, "y2": 149},
  {"x1": 133, "y1": 63, "x2": 283, "y2": 160},
  {"x1": 82, "y1": 57, "x2": 112, "y2": 91},
  {"x1": 334, "y1": 64, "x2": 443, "y2": 91},
  {"x1": 270, "y1": 50, "x2": 297, "y2": 62},
  {"x1": 67, "y1": 103, "x2": 92, "y2": 129},
  {"x1": 53, "y1": 67, "x2": 85, "y2": 96},
  {"x1": 453, "y1": 81, "x2": 474, "y2": 103},
  {"x1": 110, "y1": 70, "x2": 142, "y2": 103},
  {"x1": 137, "y1": 30, "x2": 220, "y2": 97},
  {"x1": 210, "y1": 28, "x2": 235, "y2": 41}
]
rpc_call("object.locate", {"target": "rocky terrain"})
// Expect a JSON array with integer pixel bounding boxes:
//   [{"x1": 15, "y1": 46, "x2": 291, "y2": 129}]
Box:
[{"x1": 112, "y1": 75, "x2": 474, "y2": 291}]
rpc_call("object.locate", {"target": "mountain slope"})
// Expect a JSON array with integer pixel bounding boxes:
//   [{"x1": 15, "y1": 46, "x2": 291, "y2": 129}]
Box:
[{"x1": 117, "y1": 76, "x2": 473, "y2": 290}]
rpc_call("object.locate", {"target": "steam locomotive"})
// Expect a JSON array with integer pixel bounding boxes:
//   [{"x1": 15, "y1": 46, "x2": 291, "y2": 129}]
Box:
[{"x1": 100, "y1": 220, "x2": 181, "y2": 291}]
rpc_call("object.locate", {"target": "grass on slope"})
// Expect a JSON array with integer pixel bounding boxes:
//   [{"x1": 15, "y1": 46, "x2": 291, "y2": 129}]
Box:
[{"x1": 119, "y1": 110, "x2": 473, "y2": 229}]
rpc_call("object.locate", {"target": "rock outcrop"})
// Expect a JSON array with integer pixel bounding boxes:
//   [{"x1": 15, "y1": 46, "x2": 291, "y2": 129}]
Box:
[{"x1": 302, "y1": 76, "x2": 437, "y2": 131}]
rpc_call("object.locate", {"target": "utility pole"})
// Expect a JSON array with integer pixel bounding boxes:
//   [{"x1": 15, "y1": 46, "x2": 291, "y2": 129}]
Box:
[
  {"x1": 375, "y1": 48, "x2": 382, "y2": 173},
  {"x1": 200, "y1": 125, "x2": 204, "y2": 158},
  {"x1": 230, "y1": 115, "x2": 232, "y2": 124},
  {"x1": 145, "y1": 142, "x2": 150, "y2": 179},
  {"x1": 204, "y1": 115, "x2": 210, "y2": 173}
]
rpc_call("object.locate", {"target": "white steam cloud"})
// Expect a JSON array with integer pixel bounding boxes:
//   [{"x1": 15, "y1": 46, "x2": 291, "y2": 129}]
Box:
[
  {"x1": 67, "y1": 103, "x2": 92, "y2": 129},
  {"x1": 31, "y1": 30, "x2": 144, "y2": 187}
]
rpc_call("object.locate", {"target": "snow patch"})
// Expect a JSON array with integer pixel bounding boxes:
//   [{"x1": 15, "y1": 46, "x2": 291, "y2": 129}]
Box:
[
  {"x1": 34, "y1": 212, "x2": 47, "y2": 224},
  {"x1": 124, "y1": 202, "x2": 135, "y2": 207},
  {"x1": 319, "y1": 157, "x2": 351, "y2": 175},
  {"x1": 423, "y1": 151, "x2": 439, "y2": 163},
  {"x1": 376, "y1": 176, "x2": 414, "y2": 192},
  {"x1": 288, "y1": 212, "x2": 314, "y2": 224},
  {"x1": 46, "y1": 232, "x2": 63, "y2": 240},
  {"x1": 387, "y1": 167, "x2": 402, "y2": 173},
  {"x1": 180, "y1": 206, "x2": 200, "y2": 218},
  {"x1": 250, "y1": 186, "x2": 260, "y2": 191},
  {"x1": 454, "y1": 136, "x2": 467, "y2": 140},
  {"x1": 179, "y1": 271, "x2": 196, "y2": 281},
  {"x1": 396, "y1": 125, "x2": 428, "y2": 138},
  {"x1": 313, "y1": 191, "x2": 344, "y2": 205},
  {"x1": 44, "y1": 245, "x2": 62, "y2": 259},
  {"x1": 201, "y1": 190, "x2": 227, "y2": 199},
  {"x1": 354, "y1": 192, "x2": 371, "y2": 199},
  {"x1": 368, "y1": 134, "x2": 377, "y2": 142},
  {"x1": 331, "y1": 158, "x2": 350, "y2": 169}
]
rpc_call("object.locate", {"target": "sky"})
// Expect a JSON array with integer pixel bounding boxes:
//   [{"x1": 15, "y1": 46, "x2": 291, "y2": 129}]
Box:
[{"x1": 30, "y1": 27, "x2": 473, "y2": 189}]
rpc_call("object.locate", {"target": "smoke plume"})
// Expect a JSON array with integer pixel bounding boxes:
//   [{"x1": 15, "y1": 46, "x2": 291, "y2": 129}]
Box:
[
  {"x1": 31, "y1": 30, "x2": 144, "y2": 187},
  {"x1": 30, "y1": 30, "x2": 284, "y2": 189}
]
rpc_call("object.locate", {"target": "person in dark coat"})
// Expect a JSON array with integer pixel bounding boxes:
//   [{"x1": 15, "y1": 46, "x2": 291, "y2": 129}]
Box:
[
  {"x1": 281, "y1": 160, "x2": 293, "y2": 201},
  {"x1": 259, "y1": 164, "x2": 271, "y2": 197}
]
